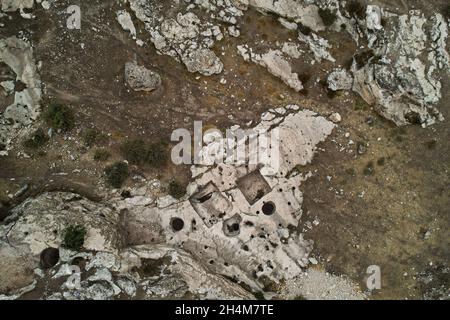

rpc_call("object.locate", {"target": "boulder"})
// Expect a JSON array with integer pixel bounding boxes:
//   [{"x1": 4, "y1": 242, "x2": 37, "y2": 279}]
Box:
[{"x1": 125, "y1": 61, "x2": 162, "y2": 92}]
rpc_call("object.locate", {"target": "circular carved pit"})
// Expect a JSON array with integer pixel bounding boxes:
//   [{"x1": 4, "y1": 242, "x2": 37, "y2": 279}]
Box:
[
  {"x1": 262, "y1": 202, "x2": 276, "y2": 216},
  {"x1": 171, "y1": 217, "x2": 185, "y2": 232}
]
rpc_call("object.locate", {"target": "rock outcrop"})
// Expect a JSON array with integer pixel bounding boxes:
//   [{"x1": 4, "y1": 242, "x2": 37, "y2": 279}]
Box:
[
  {"x1": 238, "y1": 45, "x2": 304, "y2": 92},
  {"x1": 128, "y1": 2, "x2": 224, "y2": 76},
  {"x1": 352, "y1": 10, "x2": 449, "y2": 126},
  {"x1": 0, "y1": 105, "x2": 337, "y2": 299},
  {"x1": 236, "y1": 0, "x2": 325, "y2": 32},
  {"x1": 328, "y1": 69, "x2": 353, "y2": 91},
  {"x1": 0, "y1": 192, "x2": 252, "y2": 299},
  {"x1": 115, "y1": 106, "x2": 335, "y2": 294},
  {"x1": 0, "y1": 37, "x2": 42, "y2": 155},
  {"x1": 125, "y1": 61, "x2": 162, "y2": 92}
]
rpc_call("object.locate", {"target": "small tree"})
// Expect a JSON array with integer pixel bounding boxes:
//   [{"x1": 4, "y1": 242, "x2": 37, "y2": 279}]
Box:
[
  {"x1": 62, "y1": 225, "x2": 87, "y2": 251},
  {"x1": 146, "y1": 141, "x2": 168, "y2": 168},
  {"x1": 83, "y1": 128, "x2": 106, "y2": 147},
  {"x1": 121, "y1": 139, "x2": 147, "y2": 165},
  {"x1": 168, "y1": 179, "x2": 185, "y2": 199},
  {"x1": 318, "y1": 8, "x2": 337, "y2": 27},
  {"x1": 43, "y1": 103, "x2": 75, "y2": 132},
  {"x1": 105, "y1": 162, "x2": 129, "y2": 188}
]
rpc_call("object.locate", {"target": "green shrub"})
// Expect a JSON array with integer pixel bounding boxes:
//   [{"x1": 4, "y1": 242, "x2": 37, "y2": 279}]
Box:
[
  {"x1": 83, "y1": 128, "x2": 106, "y2": 147},
  {"x1": 23, "y1": 128, "x2": 49, "y2": 149},
  {"x1": 121, "y1": 139, "x2": 168, "y2": 167},
  {"x1": 93, "y1": 149, "x2": 111, "y2": 162},
  {"x1": 146, "y1": 141, "x2": 168, "y2": 168},
  {"x1": 62, "y1": 225, "x2": 87, "y2": 251},
  {"x1": 105, "y1": 162, "x2": 129, "y2": 188},
  {"x1": 121, "y1": 139, "x2": 147, "y2": 165},
  {"x1": 168, "y1": 180, "x2": 185, "y2": 199},
  {"x1": 43, "y1": 103, "x2": 75, "y2": 132},
  {"x1": 318, "y1": 8, "x2": 337, "y2": 27}
]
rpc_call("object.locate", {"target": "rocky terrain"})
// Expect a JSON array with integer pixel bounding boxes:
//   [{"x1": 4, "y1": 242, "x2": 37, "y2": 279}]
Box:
[{"x1": 0, "y1": 0, "x2": 448, "y2": 300}]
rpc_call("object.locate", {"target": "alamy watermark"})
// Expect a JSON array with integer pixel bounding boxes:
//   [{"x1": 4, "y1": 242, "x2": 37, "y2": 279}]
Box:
[
  {"x1": 366, "y1": 265, "x2": 381, "y2": 290},
  {"x1": 65, "y1": 265, "x2": 81, "y2": 290},
  {"x1": 66, "y1": 5, "x2": 81, "y2": 30}
]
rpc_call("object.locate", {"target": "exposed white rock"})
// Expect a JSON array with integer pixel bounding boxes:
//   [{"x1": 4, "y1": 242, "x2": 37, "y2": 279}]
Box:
[
  {"x1": 298, "y1": 32, "x2": 335, "y2": 63},
  {"x1": 1, "y1": 0, "x2": 34, "y2": 12},
  {"x1": 0, "y1": 103, "x2": 336, "y2": 299},
  {"x1": 281, "y1": 42, "x2": 303, "y2": 59},
  {"x1": 278, "y1": 17, "x2": 298, "y2": 30},
  {"x1": 181, "y1": 48, "x2": 223, "y2": 76},
  {"x1": 117, "y1": 107, "x2": 334, "y2": 294},
  {"x1": 228, "y1": 25, "x2": 240, "y2": 37},
  {"x1": 40, "y1": 0, "x2": 49, "y2": 10},
  {"x1": 329, "y1": 112, "x2": 342, "y2": 123},
  {"x1": 4, "y1": 192, "x2": 122, "y2": 255},
  {"x1": 236, "y1": 0, "x2": 325, "y2": 32},
  {"x1": 366, "y1": 5, "x2": 382, "y2": 31},
  {"x1": 352, "y1": 10, "x2": 449, "y2": 126},
  {"x1": 0, "y1": 37, "x2": 42, "y2": 153},
  {"x1": 120, "y1": 245, "x2": 253, "y2": 299},
  {"x1": 0, "y1": 80, "x2": 14, "y2": 95},
  {"x1": 116, "y1": 10, "x2": 137, "y2": 39},
  {"x1": 237, "y1": 45, "x2": 303, "y2": 92},
  {"x1": 128, "y1": 2, "x2": 223, "y2": 76},
  {"x1": 429, "y1": 13, "x2": 450, "y2": 70},
  {"x1": 125, "y1": 61, "x2": 162, "y2": 92},
  {"x1": 0, "y1": 195, "x2": 254, "y2": 299},
  {"x1": 327, "y1": 69, "x2": 353, "y2": 91}
]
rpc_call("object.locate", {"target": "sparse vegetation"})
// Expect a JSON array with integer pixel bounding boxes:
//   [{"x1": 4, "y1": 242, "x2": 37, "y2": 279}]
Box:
[
  {"x1": 121, "y1": 139, "x2": 147, "y2": 165},
  {"x1": 146, "y1": 141, "x2": 168, "y2": 168},
  {"x1": 363, "y1": 161, "x2": 375, "y2": 176},
  {"x1": 43, "y1": 103, "x2": 75, "y2": 132},
  {"x1": 318, "y1": 8, "x2": 337, "y2": 27},
  {"x1": 105, "y1": 162, "x2": 129, "y2": 188},
  {"x1": 121, "y1": 139, "x2": 168, "y2": 167},
  {"x1": 62, "y1": 224, "x2": 87, "y2": 251},
  {"x1": 354, "y1": 96, "x2": 369, "y2": 110},
  {"x1": 93, "y1": 149, "x2": 111, "y2": 162},
  {"x1": 168, "y1": 179, "x2": 186, "y2": 199},
  {"x1": 83, "y1": 128, "x2": 107, "y2": 147},
  {"x1": 23, "y1": 128, "x2": 49, "y2": 149}
]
